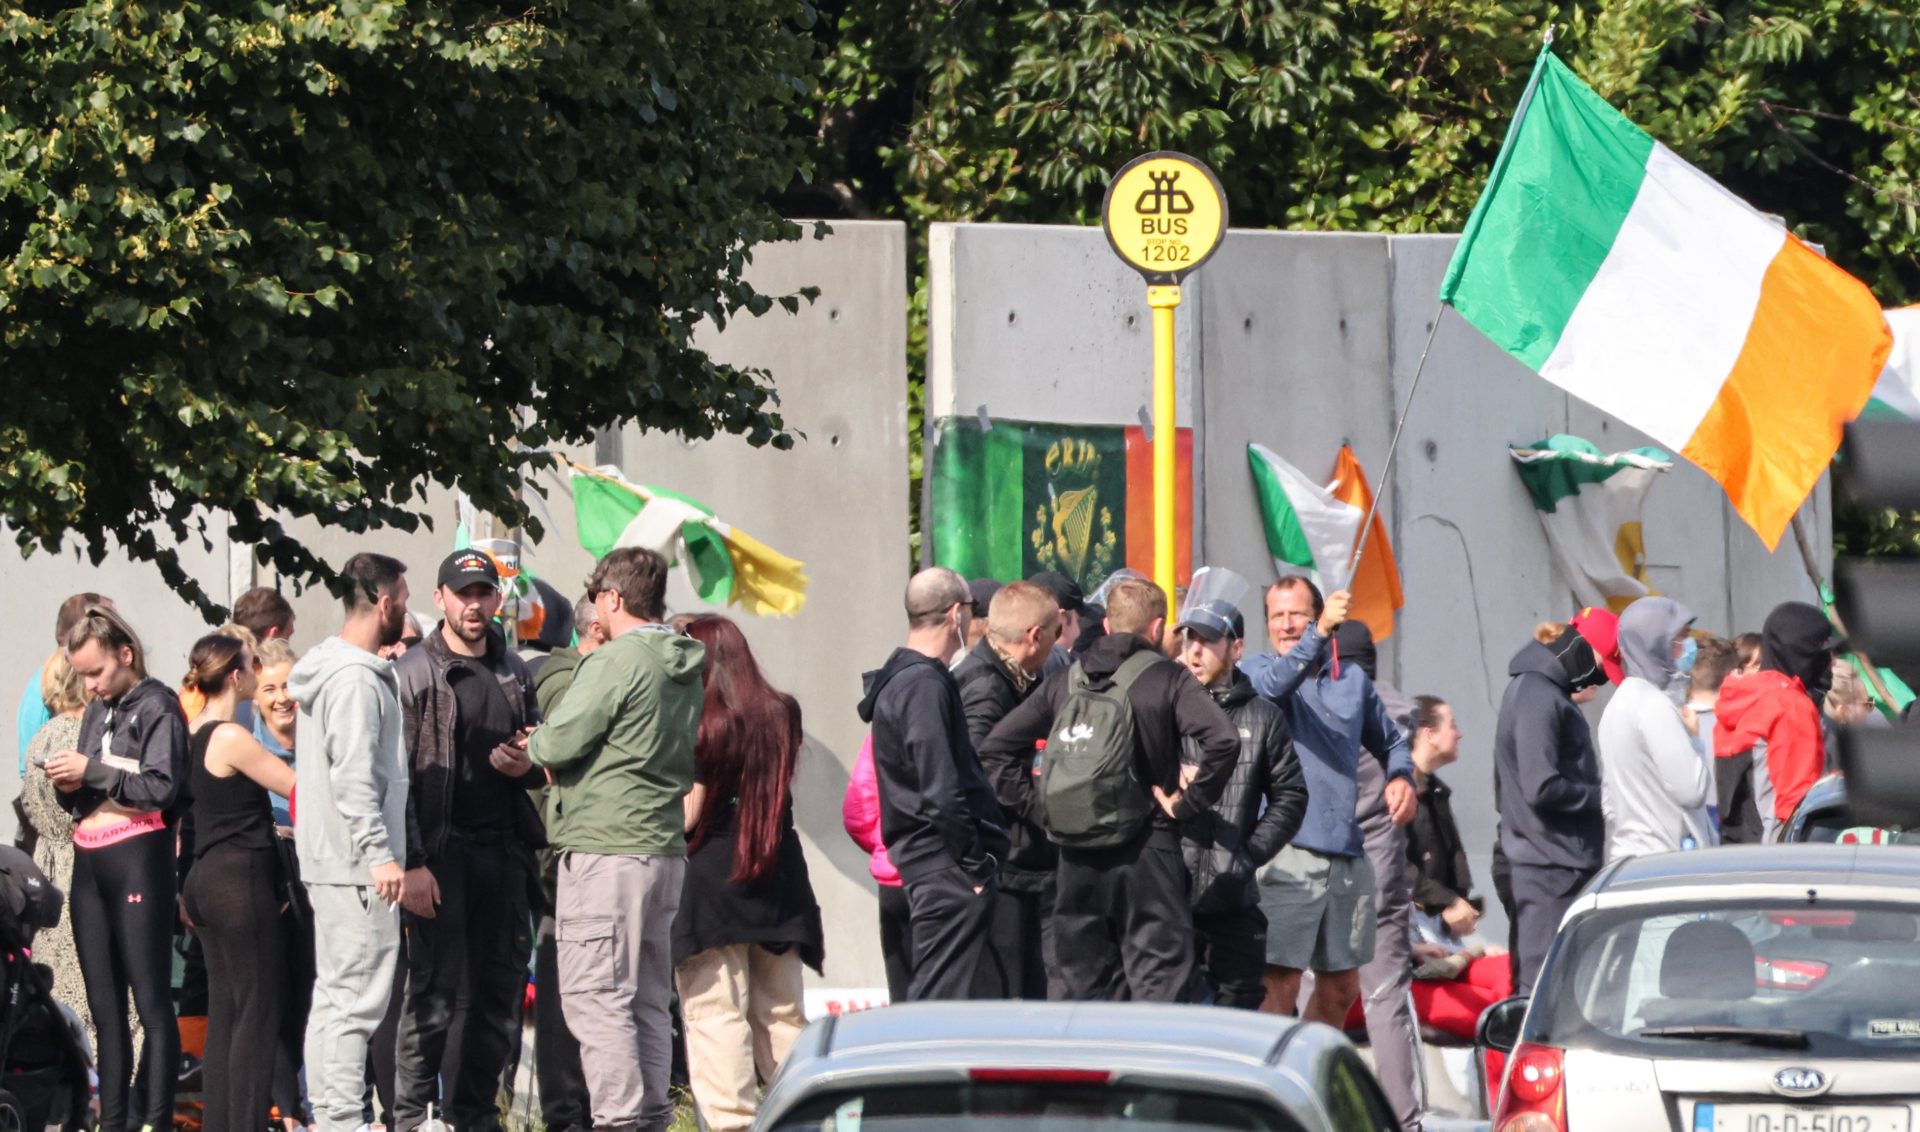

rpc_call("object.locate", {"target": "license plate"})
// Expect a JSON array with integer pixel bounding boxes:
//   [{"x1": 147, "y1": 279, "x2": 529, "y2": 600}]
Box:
[{"x1": 1695, "y1": 1104, "x2": 1912, "y2": 1132}]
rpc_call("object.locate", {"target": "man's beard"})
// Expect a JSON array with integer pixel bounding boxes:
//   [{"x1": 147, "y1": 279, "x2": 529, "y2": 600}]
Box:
[{"x1": 379, "y1": 604, "x2": 408, "y2": 648}]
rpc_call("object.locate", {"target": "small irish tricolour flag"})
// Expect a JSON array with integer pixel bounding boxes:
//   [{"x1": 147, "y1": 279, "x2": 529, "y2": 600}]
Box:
[
  {"x1": 1441, "y1": 49, "x2": 1892, "y2": 549},
  {"x1": 1246, "y1": 443, "x2": 1403, "y2": 640}
]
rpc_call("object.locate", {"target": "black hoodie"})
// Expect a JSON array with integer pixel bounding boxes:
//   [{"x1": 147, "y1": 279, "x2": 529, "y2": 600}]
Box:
[
  {"x1": 61, "y1": 676, "x2": 190, "y2": 821},
  {"x1": 858, "y1": 648, "x2": 1009, "y2": 887},
  {"x1": 1761, "y1": 601, "x2": 1836, "y2": 703},
  {"x1": 1493, "y1": 640, "x2": 1604, "y2": 870},
  {"x1": 977, "y1": 633, "x2": 1242, "y2": 845}
]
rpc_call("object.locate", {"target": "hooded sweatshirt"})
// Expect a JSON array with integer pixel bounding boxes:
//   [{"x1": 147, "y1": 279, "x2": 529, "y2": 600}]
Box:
[
  {"x1": 529, "y1": 625, "x2": 704, "y2": 857},
  {"x1": 1714, "y1": 601, "x2": 1831, "y2": 843},
  {"x1": 858, "y1": 647, "x2": 1007, "y2": 886},
  {"x1": 289, "y1": 636, "x2": 409, "y2": 885},
  {"x1": 1598, "y1": 597, "x2": 1714, "y2": 861},
  {"x1": 63, "y1": 676, "x2": 190, "y2": 821},
  {"x1": 1494, "y1": 638, "x2": 1604, "y2": 870}
]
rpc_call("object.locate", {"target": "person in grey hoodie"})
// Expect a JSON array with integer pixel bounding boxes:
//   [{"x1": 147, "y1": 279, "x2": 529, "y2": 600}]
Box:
[
  {"x1": 1598, "y1": 597, "x2": 1715, "y2": 862},
  {"x1": 288, "y1": 553, "x2": 413, "y2": 1132}
]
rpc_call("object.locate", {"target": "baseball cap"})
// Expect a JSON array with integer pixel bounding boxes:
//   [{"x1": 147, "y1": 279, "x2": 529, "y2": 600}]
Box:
[
  {"x1": 1028, "y1": 570, "x2": 1085, "y2": 614},
  {"x1": 1175, "y1": 599, "x2": 1245, "y2": 643},
  {"x1": 968, "y1": 578, "x2": 1003, "y2": 618},
  {"x1": 1570, "y1": 606, "x2": 1625, "y2": 685},
  {"x1": 438, "y1": 548, "x2": 501, "y2": 592}
]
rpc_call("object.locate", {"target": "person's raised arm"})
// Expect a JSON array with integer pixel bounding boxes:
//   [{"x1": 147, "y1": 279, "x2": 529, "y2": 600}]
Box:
[{"x1": 1239, "y1": 622, "x2": 1329, "y2": 703}]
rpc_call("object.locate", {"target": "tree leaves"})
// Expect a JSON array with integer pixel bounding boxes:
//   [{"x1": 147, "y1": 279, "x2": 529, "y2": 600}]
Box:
[{"x1": 0, "y1": 0, "x2": 819, "y2": 616}]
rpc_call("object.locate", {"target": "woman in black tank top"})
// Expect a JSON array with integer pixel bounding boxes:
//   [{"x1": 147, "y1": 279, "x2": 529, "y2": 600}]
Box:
[{"x1": 181, "y1": 635, "x2": 296, "y2": 1132}]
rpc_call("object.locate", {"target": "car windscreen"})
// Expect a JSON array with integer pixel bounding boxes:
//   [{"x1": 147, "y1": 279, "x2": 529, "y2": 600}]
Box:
[
  {"x1": 766, "y1": 1082, "x2": 1309, "y2": 1132},
  {"x1": 1525, "y1": 898, "x2": 1920, "y2": 1058}
]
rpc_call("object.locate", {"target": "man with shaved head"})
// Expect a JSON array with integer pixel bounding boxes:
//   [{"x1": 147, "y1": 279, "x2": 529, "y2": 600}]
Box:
[{"x1": 858, "y1": 568, "x2": 1011, "y2": 1000}]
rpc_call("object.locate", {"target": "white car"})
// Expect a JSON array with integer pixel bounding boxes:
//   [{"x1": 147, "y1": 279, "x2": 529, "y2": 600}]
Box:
[
  {"x1": 756, "y1": 1001, "x2": 1403, "y2": 1132},
  {"x1": 1485, "y1": 843, "x2": 1920, "y2": 1132}
]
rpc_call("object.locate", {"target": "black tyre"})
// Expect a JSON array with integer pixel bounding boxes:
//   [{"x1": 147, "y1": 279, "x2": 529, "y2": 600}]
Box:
[{"x1": 0, "y1": 1088, "x2": 26, "y2": 1132}]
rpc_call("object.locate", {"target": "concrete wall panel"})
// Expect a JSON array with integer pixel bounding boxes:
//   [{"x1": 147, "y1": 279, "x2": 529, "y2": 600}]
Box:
[{"x1": 1195, "y1": 232, "x2": 1395, "y2": 660}]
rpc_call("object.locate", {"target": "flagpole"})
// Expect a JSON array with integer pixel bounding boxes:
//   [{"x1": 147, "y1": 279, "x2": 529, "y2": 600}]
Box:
[
  {"x1": 1791, "y1": 511, "x2": 1898, "y2": 706},
  {"x1": 1343, "y1": 305, "x2": 1447, "y2": 590}
]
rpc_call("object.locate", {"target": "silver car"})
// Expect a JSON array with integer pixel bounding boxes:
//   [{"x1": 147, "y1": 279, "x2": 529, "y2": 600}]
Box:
[
  {"x1": 1483, "y1": 844, "x2": 1920, "y2": 1132},
  {"x1": 754, "y1": 1001, "x2": 1401, "y2": 1132}
]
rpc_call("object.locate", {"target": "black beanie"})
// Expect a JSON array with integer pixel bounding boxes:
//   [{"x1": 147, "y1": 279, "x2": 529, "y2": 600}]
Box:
[{"x1": 1548, "y1": 625, "x2": 1608, "y2": 691}]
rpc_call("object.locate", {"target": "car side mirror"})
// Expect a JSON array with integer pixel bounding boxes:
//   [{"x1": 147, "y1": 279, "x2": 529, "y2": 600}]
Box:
[{"x1": 1477, "y1": 995, "x2": 1529, "y2": 1055}]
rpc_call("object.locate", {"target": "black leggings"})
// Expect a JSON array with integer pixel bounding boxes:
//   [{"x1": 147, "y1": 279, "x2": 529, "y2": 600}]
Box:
[
  {"x1": 72, "y1": 828, "x2": 180, "y2": 1132},
  {"x1": 184, "y1": 846, "x2": 286, "y2": 1132}
]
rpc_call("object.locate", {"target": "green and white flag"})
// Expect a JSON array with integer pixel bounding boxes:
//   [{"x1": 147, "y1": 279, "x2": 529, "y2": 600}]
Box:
[
  {"x1": 1510, "y1": 435, "x2": 1672, "y2": 612},
  {"x1": 571, "y1": 469, "x2": 736, "y2": 605},
  {"x1": 1247, "y1": 443, "x2": 1361, "y2": 592},
  {"x1": 1865, "y1": 306, "x2": 1920, "y2": 421}
]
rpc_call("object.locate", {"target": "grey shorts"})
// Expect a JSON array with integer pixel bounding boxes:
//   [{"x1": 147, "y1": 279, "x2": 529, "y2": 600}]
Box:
[{"x1": 1257, "y1": 844, "x2": 1377, "y2": 973}]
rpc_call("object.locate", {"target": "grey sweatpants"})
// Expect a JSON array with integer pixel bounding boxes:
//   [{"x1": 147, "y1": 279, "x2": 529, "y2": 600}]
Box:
[
  {"x1": 305, "y1": 882, "x2": 402, "y2": 1132},
  {"x1": 556, "y1": 852, "x2": 686, "y2": 1132},
  {"x1": 1356, "y1": 755, "x2": 1423, "y2": 1132}
]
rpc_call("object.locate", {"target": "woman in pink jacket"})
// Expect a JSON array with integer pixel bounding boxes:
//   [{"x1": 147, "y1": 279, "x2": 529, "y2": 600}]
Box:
[{"x1": 842, "y1": 735, "x2": 912, "y2": 1000}]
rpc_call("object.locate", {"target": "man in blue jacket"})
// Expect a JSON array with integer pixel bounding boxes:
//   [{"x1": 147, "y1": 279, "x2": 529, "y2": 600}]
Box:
[{"x1": 1240, "y1": 577, "x2": 1415, "y2": 1030}]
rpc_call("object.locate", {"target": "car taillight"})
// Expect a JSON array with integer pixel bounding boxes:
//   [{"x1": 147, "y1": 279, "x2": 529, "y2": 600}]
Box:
[
  {"x1": 968, "y1": 1068, "x2": 1112, "y2": 1085},
  {"x1": 1492, "y1": 1043, "x2": 1565, "y2": 1132},
  {"x1": 1754, "y1": 955, "x2": 1830, "y2": 991}
]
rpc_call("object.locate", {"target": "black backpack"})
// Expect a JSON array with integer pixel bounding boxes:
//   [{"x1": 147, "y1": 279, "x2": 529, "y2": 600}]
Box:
[
  {"x1": 1034, "y1": 651, "x2": 1160, "y2": 849},
  {"x1": 0, "y1": 845, "x2": 61, "y2": 949}
]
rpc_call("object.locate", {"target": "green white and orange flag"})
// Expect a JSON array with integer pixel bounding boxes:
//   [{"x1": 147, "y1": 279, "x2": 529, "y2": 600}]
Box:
[
  {"x1": 1441, "y1": 48, "x2": 1892, "y2": 549},
  {"x1": 1246, "y1": 443, "x2": 1402, "y2": 640}
]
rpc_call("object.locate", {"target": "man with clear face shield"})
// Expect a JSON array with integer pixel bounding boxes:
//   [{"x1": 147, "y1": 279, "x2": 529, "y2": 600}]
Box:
[{"x1": 1173, "y1": 569, "x2": 1307, "y2": 1009}]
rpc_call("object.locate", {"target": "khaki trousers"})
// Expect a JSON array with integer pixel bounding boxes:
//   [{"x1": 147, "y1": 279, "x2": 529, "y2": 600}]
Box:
[
  {"x1": 555, "y1": 853, "x2": 685, "y2": 1132},
  {"x1": 674, "y1": 944, "x2": 807, "y2": 1132}
]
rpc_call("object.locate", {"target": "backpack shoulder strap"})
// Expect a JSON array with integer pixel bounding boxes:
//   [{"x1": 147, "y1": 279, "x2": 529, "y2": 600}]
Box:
[{"x1": 1110, "y1": 649, "x2": 1162, "y2": 692}]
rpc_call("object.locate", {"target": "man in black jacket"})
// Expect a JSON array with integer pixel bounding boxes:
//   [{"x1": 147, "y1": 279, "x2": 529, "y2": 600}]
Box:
[
  {"x1": 1174, "y1": 598, "x2": 1306, "y2": 1009},
  {"x1": 957, "y1": 581, "x2": 1062, "y2": 998},
  {"x1": 979, "y1": 579, "x2": 1240, "y2": 1002},
  {"x1": 857, "y1": 567, "x2": 1011, "y2": 1001},
  {"x1": 393, "y1": 550, "x2": 544, "y2": 1132}
]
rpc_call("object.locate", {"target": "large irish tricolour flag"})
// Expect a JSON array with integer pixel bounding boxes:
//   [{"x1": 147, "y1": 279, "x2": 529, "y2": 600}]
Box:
[{"x1": 1441, "y1": 49, "x2": 1892, "y2": 549}]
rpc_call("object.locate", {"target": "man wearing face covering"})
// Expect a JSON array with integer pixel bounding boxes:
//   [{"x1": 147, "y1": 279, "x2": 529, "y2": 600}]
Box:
[
  {"x1": 1713, "y1": 601, "x2": 1838, "y2": 844},
  {"x1": 1597, "y1": 598, "x2": 1716, "y2": 863},
  {"x1": 1493, "y1": 621, "x2": 1611, "y2": 995}
]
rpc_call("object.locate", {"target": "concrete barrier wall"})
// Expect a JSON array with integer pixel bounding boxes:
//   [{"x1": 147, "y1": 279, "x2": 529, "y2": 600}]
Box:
[{"x1": 931, "y1": 222, "x2": 1829, "y2": 942}]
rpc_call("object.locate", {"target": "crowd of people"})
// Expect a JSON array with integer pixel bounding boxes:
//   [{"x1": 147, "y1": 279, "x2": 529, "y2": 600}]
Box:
[
  {"x1": 15, "y1": 547, "x2": 821, "y2": 1132},
  {"x1": 851, "y1": 566, "x2": 1866, "y2": 1132},
  {"x1": 12, "y1": 542, "x2": 1869, "y2": 1132}
]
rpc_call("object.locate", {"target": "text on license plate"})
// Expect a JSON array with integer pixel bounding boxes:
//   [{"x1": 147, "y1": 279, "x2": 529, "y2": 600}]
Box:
[{"x1": 1696, "y1": 1104, "x2": 1912, "y2": 1132}]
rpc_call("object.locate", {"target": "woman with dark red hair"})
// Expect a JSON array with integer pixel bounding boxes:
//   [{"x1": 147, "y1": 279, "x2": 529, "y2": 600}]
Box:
[{"x1": 674, "y1": 615, "x2": 824, "y2": 1132}]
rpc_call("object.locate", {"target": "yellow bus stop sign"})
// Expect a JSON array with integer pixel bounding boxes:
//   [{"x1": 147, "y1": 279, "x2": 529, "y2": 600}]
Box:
[{"x1": 1101, "y1": 151, "x2": 1228, "y2": 284}]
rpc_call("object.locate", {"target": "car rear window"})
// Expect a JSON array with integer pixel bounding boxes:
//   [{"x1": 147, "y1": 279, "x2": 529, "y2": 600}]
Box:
[
  {"x1": 767, "y1": 1083, "x2": 1308, "y2": 1132},
  {"x1": 1527, "y1": 899, "x2": 1920, "y2": 1057}
]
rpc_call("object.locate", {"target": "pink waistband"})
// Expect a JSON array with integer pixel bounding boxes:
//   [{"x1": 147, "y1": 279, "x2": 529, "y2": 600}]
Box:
[{"x1": 74, "y1": 811, "x2": 166, "y2": 851}]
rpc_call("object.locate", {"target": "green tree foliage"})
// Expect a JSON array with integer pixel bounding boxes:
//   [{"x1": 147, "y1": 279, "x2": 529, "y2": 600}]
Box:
[
  {"x1": 0, "y1": 1, "x2": 817, "y2": 612},
  {"x1": 798, "y1": 0, "x2": 1920, "y2": 553}
]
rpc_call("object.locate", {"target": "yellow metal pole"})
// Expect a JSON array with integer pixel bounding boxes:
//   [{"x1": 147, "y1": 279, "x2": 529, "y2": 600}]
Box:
[{"x1": 1147, "y1": 284, "x2": 1182, "y2": 614}]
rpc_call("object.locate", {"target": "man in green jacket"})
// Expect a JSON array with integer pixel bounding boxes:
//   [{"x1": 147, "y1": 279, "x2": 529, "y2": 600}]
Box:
[{"x1": 521, "y1": 548, "x2": 705, "y2": 1132}]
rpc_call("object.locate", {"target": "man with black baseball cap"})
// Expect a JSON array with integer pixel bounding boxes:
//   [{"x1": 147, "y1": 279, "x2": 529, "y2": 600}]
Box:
[
  {"x1": 391, "y1": 549, "x2": 545, "y2": 1132},
  {"x1": 1028, "y1": 570, "x2": 1084, "y2": 676},
  {"x1": 1173, "y1": 572, "x2": 1307, "y2": 1008}
]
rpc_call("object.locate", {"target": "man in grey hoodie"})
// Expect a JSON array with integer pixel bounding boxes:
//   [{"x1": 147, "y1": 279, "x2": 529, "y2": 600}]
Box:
[
  {"x1": 1598, "y1": 597, "x2": 1715, "y2": 862},
  {"x1": 289, "y1": 553, "x2": 414, "y2": 1132}
]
